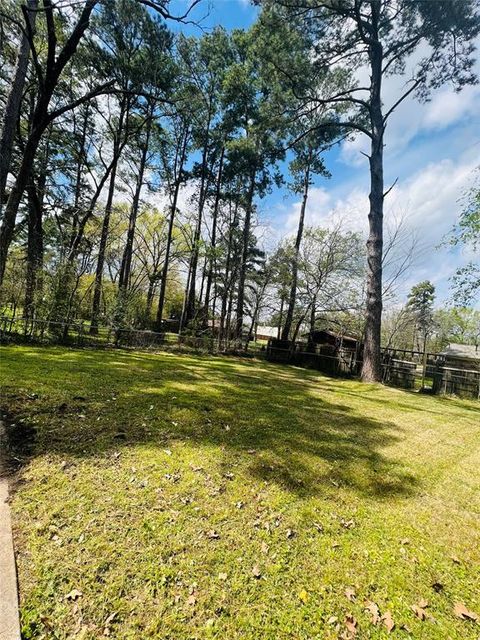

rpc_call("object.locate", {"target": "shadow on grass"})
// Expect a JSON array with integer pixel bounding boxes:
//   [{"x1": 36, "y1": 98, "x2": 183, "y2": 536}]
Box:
[{"x1": 1, "y1": 346, "x2": 420, "y2": 499}]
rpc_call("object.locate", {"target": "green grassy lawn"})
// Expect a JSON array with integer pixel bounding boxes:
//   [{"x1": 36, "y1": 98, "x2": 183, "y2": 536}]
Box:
[{"x1": 0, "y1": 345, "x2": 479, "y2": 639}]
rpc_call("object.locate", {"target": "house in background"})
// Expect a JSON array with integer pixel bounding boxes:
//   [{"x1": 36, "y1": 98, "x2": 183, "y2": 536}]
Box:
[
  {"x1": 433, "y1": 343, "x2": 479, "y2": 398},
  {"x1": 306, "y1": 329, "x2": 362, "y2": 352},
  {"x1": 255, "y1": 326, "x2": 279, "y2": 341},
  {"x1": 439, "y1": 343, "x2": 479, "y2": 370}
]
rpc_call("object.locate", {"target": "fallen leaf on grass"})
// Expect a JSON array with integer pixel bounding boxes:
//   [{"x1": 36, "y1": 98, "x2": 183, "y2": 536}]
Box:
[
  {"x1": 252, "y1": 565, "x2": 262, "y2": 579},
  {"x1": 298, "y1": 589, "x2": 309, "y2": 603},
  {"x1": 327, "y1": 616, "x2": 338, "y2": 625},
  {"x1": 453, "y1": 602, "x2": 479, "y2": 621},
  {"x1": 65, "y1": 589, "x2": 83, "y2": 601},
  {"x1": 411, "y1": 604, "x2": 427, "y2": 620},
  {"x1": 344, "y1": 614, "x2": 357, "y2": 636},
  {"x1": 103, "y1": 612, "x2": 117, "y2": 636},
  {"x1": 186, "y1": 594, "x2": 196, "y2": 607},
  {"x1": 345, "y1": 587, "x2": 356, "y2": 602},
  {"x1": 364, "y1": 600, "x2": 380, "y2": 625},
  {"x1": 218, "y1": 573, "x2": 228, "y2": 581},
  {"x1": 381, "y1": 611, "x2": 395, "y2": 632},
  {"x1": 261, "y1": 541, "x2": 269, "y2": 554},
  {"x1": 206, "y1": 529, "x2": 220, "y2": 540}
]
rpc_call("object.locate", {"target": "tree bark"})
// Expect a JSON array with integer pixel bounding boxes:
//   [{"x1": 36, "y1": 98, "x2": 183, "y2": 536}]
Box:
[
  {"x1": 90, "y1": 159, "x2": 118, "y2": 334},
  {"x1": 156, "y1": 127, "x2": 189, "y2": 328},
  {"x1": 235, "y1": 169, "x2": 256, "y2": 340},
  {"x1": 217, "y1": 201, "x2": 238, "y2": 348},
  {"x1": 184, "y1": 118, "x2": 212, "y2": 326},
  {"x1": 0, "y1": 0, "x2": 38, "y2": 214},
  {"x1": 281, "y1": 160, "x2": 311, "y2": 341},
  {"x1": 361, "y1": 8, "x2": 384, "y2": 383},
  {"x1": 0, "y1": 124, "x2": 43, "y2": 283},
  {"x1": 24, "y1": 183, "x2": 44, "y2": 319},
  {"x1": 0, "y1": 0, "x2": 97, "y2": 285},
  {"x1": 203, "y1": 145, "x2": 225, "y2": 318},
  {"x1": 118, "y1": 113, "x2": 153, "y2": 293}
]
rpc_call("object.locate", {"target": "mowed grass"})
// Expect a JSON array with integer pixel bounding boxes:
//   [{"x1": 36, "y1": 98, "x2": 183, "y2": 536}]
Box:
[{"x1": 0, "y1": 345, "x2": 479, "y2": 640}]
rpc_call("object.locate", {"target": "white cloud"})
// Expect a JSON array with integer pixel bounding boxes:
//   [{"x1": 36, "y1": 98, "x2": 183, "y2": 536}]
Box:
[
  {"x1": 278, "y1": 154, "x2": 478, "y2": 305},
  {"x1": 423, "y1": 85, "x2": 480, "y2": 130},
  {"x1": 340, "y1": 39, "x2": 480, "y2": 167}
]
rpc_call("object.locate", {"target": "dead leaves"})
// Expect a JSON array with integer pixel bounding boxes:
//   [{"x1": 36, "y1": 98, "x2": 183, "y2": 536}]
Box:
[
  {"x1": 453, "y1": 602, "x2": 479, "y2": 622},
  {"x1": 186, "y1": 594, "x2": 196, "y2": 607},
  {"x1": 206, "y1": 529, "x2": 220, "y2": 540},
  {"x1": 411, "y1": 600, "x2": 428, "y2": 621},
  {"x1": 362, "y1": 600, "x2": 394, "y2": 632},
  {"x1": 103, "y1": 612, "x2": 117, "y2": 637},
  {"x1": 344, "y1": 587, "x2": 356, "y2": 602},
  {"x1": 65, "y1": 588, "x2": 83, "y2": 601},
  {"x1": 251, "y1": 565, "x2": 262, "y2": 579},
  {"x1": 344, "y1": 614, "x2": 357, "y2": 636},
  {"x1": 364, "y1": 600, "x2": 380, "y2": 625},
  {"x1": 381, "y1": 611, "x2": 395, "y2": 633}
]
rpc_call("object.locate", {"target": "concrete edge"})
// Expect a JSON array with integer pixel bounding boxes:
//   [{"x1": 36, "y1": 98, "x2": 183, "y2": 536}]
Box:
[{"x1": 0, "y1": 421, "x2": 22, "y2": 640}]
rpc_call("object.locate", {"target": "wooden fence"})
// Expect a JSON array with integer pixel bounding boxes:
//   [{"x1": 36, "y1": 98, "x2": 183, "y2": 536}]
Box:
[{"x1": 1, "y1": 315, "x2": 478, "y2": 399}]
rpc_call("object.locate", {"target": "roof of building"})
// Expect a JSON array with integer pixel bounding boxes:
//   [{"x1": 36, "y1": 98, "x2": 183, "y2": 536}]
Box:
[
  {"x1": 308, "y1": 328, "x2": 361, "y2": 343},
  {"x1": 255, "y1": 326, "x2": 278, "y2": 338},
  {"x1": 440, "y1": 343, "x2": 480, "y2": 361}
]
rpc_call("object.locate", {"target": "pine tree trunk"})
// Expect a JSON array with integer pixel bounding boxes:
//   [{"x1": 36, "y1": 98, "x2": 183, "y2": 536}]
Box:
[
  {"x1": 0, "y1": 0, "x2": 96, "y2": 285},
  {"x1": 90, "y1": 161, "x2": 118, "y2": 334},
  {"x1": 24, "y1": 184, "x2": 44, "y2": 319},
  {"x1": 0, "y1": 124, "x2": 43, "y2": 284},
  {"x1": 69, "y1": 105, "x2": 90, "y2": 249},
  {"x1": 278, "y1": 296, "x2": 284, "y2": 339},
  {"x1": 361, "y1": 20, "x2": 384, "y2": 383},
  {"x1": 156, "y1": 128, "x2": 189, "y2": 328},
  {"x1": 145, "y1": 278, "x2": 155, "y2": 320},
  {"x1": 235, "y1": 169, "x2": 256, "y2": 340},
  {"x1": 118, "y1": 115, "x2": 152, "y2": 293},
  {"x1": 281, "y1": 161, "x2": 310, "y2": 341},
  {"x1": 204, "y1": 145, "x2": 225, "y2": 316},
  {"x1": 184, "y1": 117, "x2": 212, "y2": 326},
  {"x1": 0, "y1": 0, "x2": 37, "y2": 213}
]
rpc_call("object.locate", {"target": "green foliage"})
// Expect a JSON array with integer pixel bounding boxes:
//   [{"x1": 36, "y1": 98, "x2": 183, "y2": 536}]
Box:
[
  {"x1": 407, "y1": 280, "x2": 436, "y2": 339},
  {"x1": 446, "y1": 173, "x2": 480, "y2": 306}
]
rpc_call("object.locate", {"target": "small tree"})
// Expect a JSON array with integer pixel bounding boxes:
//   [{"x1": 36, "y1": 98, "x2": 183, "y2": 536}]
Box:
[
  {"x1": 446, "y1": 172, "x2": 480, "y2": 306},
  {"x1": 407, "y1": 280, "x2": 435, "y2": 388}
]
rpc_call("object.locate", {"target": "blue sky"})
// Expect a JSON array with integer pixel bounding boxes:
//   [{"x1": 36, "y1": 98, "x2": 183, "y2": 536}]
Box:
[{"x1": 169, "y1": 0, "x2": 480, "y2": 308}]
